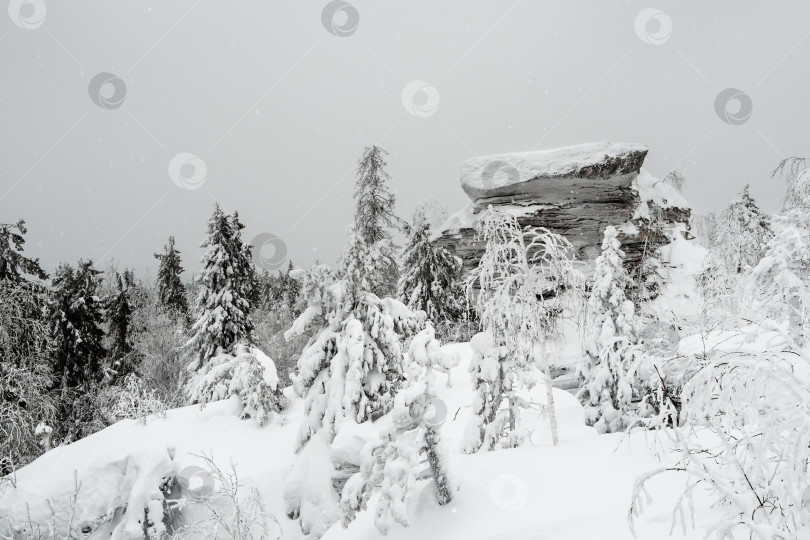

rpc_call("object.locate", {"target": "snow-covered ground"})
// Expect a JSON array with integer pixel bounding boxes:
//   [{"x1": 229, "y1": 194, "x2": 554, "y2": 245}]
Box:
[{"x1": 1, "y1": 341, "x2": 723, "y2": 540}]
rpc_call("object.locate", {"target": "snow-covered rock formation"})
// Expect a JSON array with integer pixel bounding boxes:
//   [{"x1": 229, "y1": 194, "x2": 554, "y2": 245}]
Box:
[{"x1": 435, "y1": 142, "x2": 690, "y2": 274}]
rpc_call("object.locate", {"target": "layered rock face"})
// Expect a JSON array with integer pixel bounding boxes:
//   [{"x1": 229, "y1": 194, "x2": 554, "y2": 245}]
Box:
[{"x1": 435, "y1": 142, "x2": 690, "y2": 275}]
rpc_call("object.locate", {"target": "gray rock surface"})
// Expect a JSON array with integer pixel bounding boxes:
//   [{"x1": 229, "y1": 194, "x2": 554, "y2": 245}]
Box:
[{"x1": 436, "y1": 142, "x2": 690, "y2": 275}]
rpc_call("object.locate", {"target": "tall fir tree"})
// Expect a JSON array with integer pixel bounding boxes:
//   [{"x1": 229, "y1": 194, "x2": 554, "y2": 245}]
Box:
[
  {"x1": 49, "y1": 260, "x2": 107, "y2": 390},
  {"x1": 0, "y1": 219, "x2": 48, "y2": 283},
  {"x1": 397, "y1": 210, "x2": 466, "y2": 324},
  {"x1": 107, "y1": 272, "x2": 135, "y2": 379},
  {"x1": 154, "y1": 235, "x2": 188, "y2": 317},
  {"x1": 576, "y1": 226, "x2": 638, "y2": 434},
  {"x1": 351, "y1": 145, "x2": 402, "y2": 297},
  {"x1": 186, "y1": 204, "x2": 256, "y2": 383}
]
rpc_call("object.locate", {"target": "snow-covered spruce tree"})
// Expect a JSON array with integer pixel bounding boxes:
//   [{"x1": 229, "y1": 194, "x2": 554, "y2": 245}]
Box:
[
  {"x1": 154, "y1": 235, "x2": 188, "y2": 318},
  {"x1": 283, "y1": 255, "x2": 424, "y2": 536},
  {"x1": 106, "y1": 272, "x2": 136, "y2": 381},
  {"x1": 48, "y1": 260, "x2": 111, "y2": 443},
  {"x1": 49, "y1": 260, "x2": 107, "y2": 391},
  {"x1": 576, "y1": 226, "x2": 639, "y2": 434},
  {"x1": 0, "y1": 219, "x2": 48, "y2": 283},
  {"x1": 186, "y1": 204, "x2": 255, "y2": 371},
  {"x1": 185, "y1": 204, "x2": 284, "y2": 422},
  {"x1": 697, "y1": 185, "x2": 772, "y2": 314},
  {"x1": 352, "y1": 145, "x2": 402, "y2": 297},
  {"x1": 341, "y1": 324, "x2": 455, "y2": 535},
  {"x1": 397, "y1": 206, "x2": 466, "y2": 324},
  {"x1": 463, "y1": 206, "x2": 581, "y2": 452}
]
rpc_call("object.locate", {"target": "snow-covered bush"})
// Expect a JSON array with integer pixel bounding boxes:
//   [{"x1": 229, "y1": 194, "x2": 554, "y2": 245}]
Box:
[
  {"x1": 0, "y1": 279, "x2": 55, "y2": 474},
  {"x1": 630, "y1": 342, "x2": 810, "y2": 539},
  {"x1": 252, "y1": 304, "x2": 307, "y2": 388},
  {"x1": 110, "y1": 374, "x2": 167, "y2": 424},
  {"x1": 341, "y1": 324, "x2": 454, "y2": 535},
  {"x1": 464, "y1": 206, "x2": 581, "y2": 451},
  {"x1": 577, "y1": 226, "x2": 639, "y2": 434},
  {"x1": 171, "y1": 454, "x2": 281, "y2": 540},
  {"x1": 187, "y1": 344, "x2": 286, "y2": 425},
  {"x1": 132, "y1": 306, "x2": 187, "y2": 408},
  {"x1": 748, "y1": 209, "x2": 810, "y2": 344}
]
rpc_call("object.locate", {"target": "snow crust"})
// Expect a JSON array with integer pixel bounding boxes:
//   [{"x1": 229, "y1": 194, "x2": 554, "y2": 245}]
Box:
[{"x1": 460, "y1": 142, "x2": 648, "y2": 195}]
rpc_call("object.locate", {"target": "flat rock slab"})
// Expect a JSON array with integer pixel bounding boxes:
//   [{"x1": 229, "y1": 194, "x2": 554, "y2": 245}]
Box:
[
  {"x1": 437, "y1": 142, "x2": 690, "y2": 277},
  {"x1": 460, "y1": 142, "x2": 649, "y2": 203}
]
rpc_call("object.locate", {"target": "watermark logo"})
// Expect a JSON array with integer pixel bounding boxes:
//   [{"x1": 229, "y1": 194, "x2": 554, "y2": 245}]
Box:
[
  {"x1": 634, "y1": 8, "x2": 672, "y2": 46},
  {"x1": 714, "y1": 88, "x2": 753, "y2": 125},
  {"x1": 176, "y1": 465, "x2": 214, "y2": 500},
  {"x1": 481, "y1": 160, "x2": 519, "y2": 191},
  {"x1": 251, "y1": 233, "x2": 287, "y2": 270},
  {"x1": 321, "y1": 0, "x2": 359, "y2": 37},
  {"x1": 489, "y1": 474, "x2": 528, "y2": 511},
  {"x1": 409, "y1": 394, "x2": 448, "y2": 428},
  {"x1": 168, "y1": 153, "x2": 207, "y2": 190},
  {"x1": 88, "y1": 73, "x2": 127, "y2": 110},
  {"x1": 8, "y1": 0, "x2": 46, "y2": 29},
  {"x1": 401, "y1": 80, "x2": 440, "y2": 118}
]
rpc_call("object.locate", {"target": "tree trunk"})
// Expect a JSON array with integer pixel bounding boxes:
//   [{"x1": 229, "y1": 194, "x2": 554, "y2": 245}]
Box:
[{"x1": 539, "y1": 341, "x2": 559, "y2": 446}]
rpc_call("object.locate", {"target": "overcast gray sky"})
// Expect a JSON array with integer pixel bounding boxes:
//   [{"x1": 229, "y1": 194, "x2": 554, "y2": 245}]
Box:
[{"x1": 1, "y1": 1, "x2": 809, "y2": 278}]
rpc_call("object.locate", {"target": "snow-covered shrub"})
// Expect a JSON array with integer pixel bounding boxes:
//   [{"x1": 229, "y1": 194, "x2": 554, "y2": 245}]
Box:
[
  {"x1": 690, "y1": 212, "x2": 719, "y2": 249},
  {"x1": 0, "y1": 364, "x2": 56, "y2": 475},
  {"x1": 630, "y1": 344, "x2": 810, "y2": 539},
  {"x1": 132, "y1": 306, "x2": 187, "y2": 408},
  {"x1": 341, "y1": 324, "x2": 454, "y2": 535},
  {"x1": 577, "y1": 226, "x2": 640, "y2": 434},
  {"x1": 186, "y1": 344, "x2": 286, "y2": 425},
  {"x1": 465, "y1": 206, "x2": 582, "y2": 451},
  {"x1": 0, "y1": 280, "x2": 55, "y2": 474},
  {"x1": 748, "y1": 209, "x2": 810, "y2": 343},
  {"x1": 252, "y1": 304, "x2": 307, "y2": 388},
  {"x1": 110, "y1": 374, "x2": 167, "y2": 424},
  {"x1": 171, "y1": 454, "x2": 281, "y2": 540}
]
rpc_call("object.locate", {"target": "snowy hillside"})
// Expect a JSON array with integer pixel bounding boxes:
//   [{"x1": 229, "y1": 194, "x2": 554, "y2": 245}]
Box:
[{"x1": 1, "y1": 343, "x2": 721, "y2": 540}]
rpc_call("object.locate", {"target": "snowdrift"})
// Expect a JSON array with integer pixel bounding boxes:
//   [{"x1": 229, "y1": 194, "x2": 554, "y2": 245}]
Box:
[{"x1": 1, "y1": 344, "x2": 721, "y2": 540}]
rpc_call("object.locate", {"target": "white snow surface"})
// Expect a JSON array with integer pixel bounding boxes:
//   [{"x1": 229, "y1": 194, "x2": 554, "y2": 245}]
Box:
[
  {"x1": 1, "y1": 344, "x2": 722, "y2": 540},
  {"x1": 459, "y1": 142, "x2": 647, "y2": 195}
]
